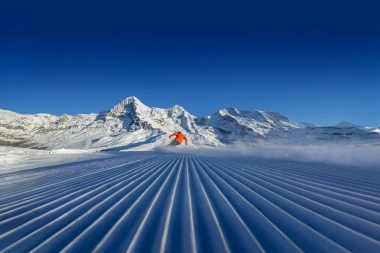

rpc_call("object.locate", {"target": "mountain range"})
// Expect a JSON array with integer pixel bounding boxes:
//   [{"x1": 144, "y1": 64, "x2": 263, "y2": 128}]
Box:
[{"x1": 0, "y1": 96, "x2": 379, "y2": 151}]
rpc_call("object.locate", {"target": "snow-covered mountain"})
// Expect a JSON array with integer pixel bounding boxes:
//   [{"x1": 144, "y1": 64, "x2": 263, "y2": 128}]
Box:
[{"x1": 0, "y1": 96, "x2": 379, "y2": 150}]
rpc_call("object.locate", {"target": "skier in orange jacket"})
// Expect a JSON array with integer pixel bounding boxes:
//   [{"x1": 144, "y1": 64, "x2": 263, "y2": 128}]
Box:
[{"x1": 168, "y1": 131, "x2": 188, "y2": 146}]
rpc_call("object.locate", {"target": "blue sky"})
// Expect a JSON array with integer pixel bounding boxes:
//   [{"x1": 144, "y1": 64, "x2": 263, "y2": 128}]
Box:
[{"x1": 1, "y1": 1, "x2": 379, "y2": 127}]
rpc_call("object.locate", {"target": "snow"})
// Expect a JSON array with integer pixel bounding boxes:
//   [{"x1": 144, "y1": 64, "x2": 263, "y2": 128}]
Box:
[
  {"x1": 0, "y1": 149, "x2": 380, "y2": 252},
  {"x1": 1, "y1": 96, "x2": 380, "y2": 250},
  {"x1": 0, "y1": 147, "x2": 108, "y2": 171},
  {"x1": 48, "y1": 148, "x2": 90, "y2": 154},
  {"x1": 1, "y1": 96, "x2": 379, "y2": 151}
]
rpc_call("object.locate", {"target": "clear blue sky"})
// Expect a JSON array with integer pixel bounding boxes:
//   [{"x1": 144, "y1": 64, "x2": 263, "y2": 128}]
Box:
[{"x1": 1, "y1": 0, "x2": 379, "y2": 127}]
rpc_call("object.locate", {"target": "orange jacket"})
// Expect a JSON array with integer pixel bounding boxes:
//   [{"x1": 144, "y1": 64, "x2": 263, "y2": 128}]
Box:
[{"x1": 169, "y1": 132, "x2": 188, "y2": 144}]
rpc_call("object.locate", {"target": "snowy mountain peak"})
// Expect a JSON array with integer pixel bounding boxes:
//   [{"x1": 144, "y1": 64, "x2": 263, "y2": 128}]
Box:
[
  {"x1": 335, "y1": 122, "x2": 358, "y2": 128},
  {"x1": 114, "y1": 96, "x2": 146, "y2": 110},
  {"x1": 121, "y1": 96, "x2": 142, "y2": 105},
  {"x1": 222, "y1": 108, "x2": 241, "y2": 116},
  {"x1": 171, "y1": 104, "x2": 184, "y2": 110},
  {"x1": 103, "y1": 96, "x2": 149, "y2": 119},
  {"x1": 215, "y1": 108, "x2": 290, "y2": 125},
  {"x1": 168, "y1": 105, "x2": 189, "y2": 117}
]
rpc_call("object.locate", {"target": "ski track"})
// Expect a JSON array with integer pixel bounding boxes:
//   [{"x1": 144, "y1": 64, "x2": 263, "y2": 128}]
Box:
[{"x1": 0, "y1": 152, "x2": 380, "y2": 253}]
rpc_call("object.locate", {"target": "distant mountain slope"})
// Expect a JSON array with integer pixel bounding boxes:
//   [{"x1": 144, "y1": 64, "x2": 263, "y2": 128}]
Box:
[{"x1": 0, "y1": 96, "x2": 379, "y2": 150}]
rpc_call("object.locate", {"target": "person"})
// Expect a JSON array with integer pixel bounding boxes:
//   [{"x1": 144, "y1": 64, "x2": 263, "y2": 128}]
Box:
[{"x1": 168, "y1": 131, "x2": 188, "y2": 146}]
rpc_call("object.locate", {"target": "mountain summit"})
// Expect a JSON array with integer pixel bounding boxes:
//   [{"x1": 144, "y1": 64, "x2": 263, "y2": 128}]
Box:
[
  {"x1": 104, "y1": 96, "x2": 146, "y2": 118},
  {"x1": 0, "y1": 97, "x2": 379, "y2": 150}
]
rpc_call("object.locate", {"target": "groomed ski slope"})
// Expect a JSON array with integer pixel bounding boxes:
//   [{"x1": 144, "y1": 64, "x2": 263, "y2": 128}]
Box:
[{"x1": 0, "y1": 151, "x2": 380, "y2": 252}]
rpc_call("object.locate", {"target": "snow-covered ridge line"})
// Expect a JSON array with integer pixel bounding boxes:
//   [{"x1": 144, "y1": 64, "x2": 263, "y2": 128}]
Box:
[{"x1": 0, "y1": 96, "x2": 379, "y2": 151}]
